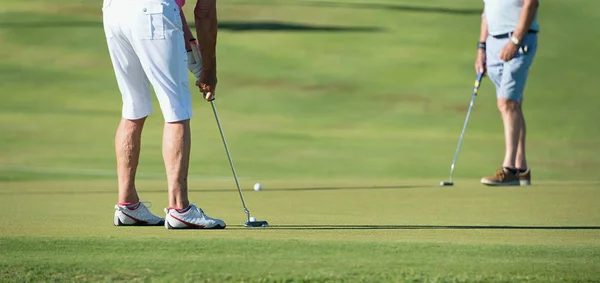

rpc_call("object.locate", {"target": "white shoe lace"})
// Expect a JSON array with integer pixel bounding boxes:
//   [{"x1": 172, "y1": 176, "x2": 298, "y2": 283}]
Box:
[{"x1": 189, "y1": 203, "x2": 206, "y2": 217}]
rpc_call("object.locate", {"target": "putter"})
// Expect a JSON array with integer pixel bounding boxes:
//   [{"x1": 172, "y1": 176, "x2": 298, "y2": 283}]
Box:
[
  {"x1": 440, "y1": 72, "x2": 484, "y2": 187},
  {"x1": 208, "y1": 99, "x2": 269, "y2": 228}
]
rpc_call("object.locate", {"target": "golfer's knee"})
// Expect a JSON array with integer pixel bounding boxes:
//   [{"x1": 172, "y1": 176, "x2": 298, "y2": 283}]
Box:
[
  {"x1": 497, "y1": 99, "x2": 520, "y2": 114},
  {"x1": 120, "y1": 116, "x2": 147, "y2": 132}
]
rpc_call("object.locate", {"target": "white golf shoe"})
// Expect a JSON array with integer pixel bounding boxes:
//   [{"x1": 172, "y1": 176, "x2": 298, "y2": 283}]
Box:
[
  {"x1": 165, "y1": 204, "x2": 226, "y2": 229},
  {"x1": 114, "y1": 202, "x2": 165, "y2": 226}
]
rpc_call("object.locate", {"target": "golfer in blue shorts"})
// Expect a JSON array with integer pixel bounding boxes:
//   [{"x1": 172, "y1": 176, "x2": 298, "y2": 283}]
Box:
[{"x1": 476, "y1": 0, "x2": 539, "y2": 186}]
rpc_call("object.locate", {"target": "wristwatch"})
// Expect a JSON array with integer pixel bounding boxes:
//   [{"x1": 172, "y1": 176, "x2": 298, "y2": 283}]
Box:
[
  {"x1": 510, "y1": 35, "x2": 520, "y2": 46},
  {"x1": 477, "y1": 41, "x2": 486, "y2": 50}
]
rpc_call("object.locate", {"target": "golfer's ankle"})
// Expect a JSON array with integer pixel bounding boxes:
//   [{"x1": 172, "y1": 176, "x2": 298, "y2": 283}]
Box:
[{"x1": 168, "y1": 197, "x2": 190, "y2": 210}]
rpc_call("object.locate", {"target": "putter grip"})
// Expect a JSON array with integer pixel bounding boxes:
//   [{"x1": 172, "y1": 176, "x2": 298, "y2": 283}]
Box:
[
  {"x1": 191, "y1": 42, "x2": 201, "y2": 64},
  {"x1": 473, "y1": 72, "x2": 484, "y2": 94},
  {"x1": 475, "y1": 72, "x2": 484, "y2": 87}
]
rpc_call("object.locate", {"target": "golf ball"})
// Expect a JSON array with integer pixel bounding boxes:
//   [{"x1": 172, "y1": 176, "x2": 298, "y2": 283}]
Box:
[
  {"x1": 249, "y1": 217, "x2": 256, "y2": 222},
  {"x1": 253, "y1": 183, "x2": 262, "y2": 191}
]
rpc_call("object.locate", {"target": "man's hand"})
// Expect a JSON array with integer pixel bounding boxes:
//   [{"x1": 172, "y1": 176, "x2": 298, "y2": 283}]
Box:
[
  {"x1": 187, "y1": 44, "x2": 202, "y2": 80},
  {"x1": 475, "y1": 49, "x2": 487, "y2": 74},
  {"x1": 196, "y1": 69, "x2": 217, "y2": 101},
  {"x1": 500, "y1": 41, "x2": 519, "y2": 62}
]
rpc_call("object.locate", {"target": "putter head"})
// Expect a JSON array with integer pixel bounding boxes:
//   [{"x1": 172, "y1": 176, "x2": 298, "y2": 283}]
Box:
[
  {"x1": 439, "y1": 181, "x2": 454, "y2": 187},
  {"x1": 244, "y1": 220, "x2": 269, "y2": 228}
]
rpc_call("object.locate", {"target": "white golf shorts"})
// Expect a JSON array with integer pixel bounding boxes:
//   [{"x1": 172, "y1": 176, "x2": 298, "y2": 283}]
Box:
[{"x1": 102, "y1": 0, "x2": 192, "y2": 122}]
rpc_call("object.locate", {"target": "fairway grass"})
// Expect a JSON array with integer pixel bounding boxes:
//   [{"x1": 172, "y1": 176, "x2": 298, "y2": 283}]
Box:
[{"x1": 2, "y1": 0, "x2": 600, "y2": 281}]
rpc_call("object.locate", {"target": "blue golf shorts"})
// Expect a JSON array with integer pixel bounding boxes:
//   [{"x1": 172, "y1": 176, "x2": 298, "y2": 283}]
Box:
[{"x1": 486, "y1": 33, "x2": 537, "y2": 102}]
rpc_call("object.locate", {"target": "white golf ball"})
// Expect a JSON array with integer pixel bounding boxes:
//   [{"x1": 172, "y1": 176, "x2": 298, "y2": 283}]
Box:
[
  {"x1": 249, "y1": 217, "x2": 256, "y2": 222},
  {"x1": 253, "y1": 183, "x2": 262, "y2": 191}
]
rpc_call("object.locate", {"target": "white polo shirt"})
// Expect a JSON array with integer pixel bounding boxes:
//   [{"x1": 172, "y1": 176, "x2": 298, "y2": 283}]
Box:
[{"x1": 483, "y1": 0, "x2": 539, "y2": 36}]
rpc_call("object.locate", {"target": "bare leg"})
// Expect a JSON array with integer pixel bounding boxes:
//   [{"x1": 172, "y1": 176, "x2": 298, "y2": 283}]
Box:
[
  {"x1": 163, "y1": 119, "x2": 191, "y2": 209},
  {"x1": 116, "y1": 117, "x2": 146, "y2": 204},
  {"x1": 498, "y1": 98, "x2": 522, "y2": 169},
  {"x1": 515, "y1": 102, "x2": 527, "y2": 170}
]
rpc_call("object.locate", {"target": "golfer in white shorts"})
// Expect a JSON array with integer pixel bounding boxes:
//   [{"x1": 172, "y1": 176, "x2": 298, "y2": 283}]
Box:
[
  {"x1": 103, "y1": 0, "x2": 225, "y2": 228},
  {"x1": 476, "y1": 0, "x2": 539, "y2": 186}
]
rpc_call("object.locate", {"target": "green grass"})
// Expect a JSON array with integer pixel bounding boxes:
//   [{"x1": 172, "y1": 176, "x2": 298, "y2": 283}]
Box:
[
  {"x1": 2, "y1": 238, "x2": 599, "y2": 282},
  {"x1": 1, "y1": 0, "x2": 600, "y2": 282},
  {"x1": 1, "y1": 180, "x2": 600, "y2": 282}
]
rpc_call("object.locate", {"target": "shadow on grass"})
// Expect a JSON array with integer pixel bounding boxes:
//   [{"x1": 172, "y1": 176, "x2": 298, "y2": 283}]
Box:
[
  {"x1": 202, "y1": 21, "x2": 382, "y2": 32},
  {"x1": 0, "y1": 185, "x2": 426, "y2": 195},
  {"x1": 0, "y1": 20, "x2": 382, "y2": 32},
  {"x1": 298, "y1": 1, "x2": 481, "y2": 15},
  {"x1": 231, "y1": 225, "x2": 600, "y2": 230},
  {"x1": 0, "y1": 20, "x2": 102, "y2": 28}
]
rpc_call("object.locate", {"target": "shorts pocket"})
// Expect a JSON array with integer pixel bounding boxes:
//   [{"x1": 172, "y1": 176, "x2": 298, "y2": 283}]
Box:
[
  {"x1": 165, "y1": 4, "x2": 183, "y2": 31},
  {"x1": 139, "y1": 2, "x2": 165, "y2": 40}
]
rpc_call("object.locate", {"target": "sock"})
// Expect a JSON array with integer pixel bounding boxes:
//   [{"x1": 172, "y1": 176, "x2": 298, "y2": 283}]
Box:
[
  {"x1": 518, "y1": 168, "x2": 528, "y2": 173},
  {"x1": 168, "y1": 205, "x2": 192, "y2": 213},
  {"x1": 503, "y1": 167, "x2": 518, "y2": 174},
  {"x1": 119, "y1": 202, "x2": 141, "y2": 210}
]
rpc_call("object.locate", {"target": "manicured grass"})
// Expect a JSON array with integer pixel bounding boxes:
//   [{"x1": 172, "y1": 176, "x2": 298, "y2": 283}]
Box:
[
  {"x1": 2, "y1": 237, "x2": 599, "y2": 282},
  {"x1": 1, "y1": 179, "x2": 600, "y2": 282}
]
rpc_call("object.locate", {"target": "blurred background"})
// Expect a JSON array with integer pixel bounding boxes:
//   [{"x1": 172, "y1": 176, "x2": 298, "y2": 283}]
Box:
[{"x1": 1, "y1": 0, "x2": 599, "y2": 184}]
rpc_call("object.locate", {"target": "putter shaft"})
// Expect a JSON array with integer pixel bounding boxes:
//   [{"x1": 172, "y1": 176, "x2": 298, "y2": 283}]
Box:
[
  {"x1": 446, "y1": 73, "x2": 484, "y2": 183},
  {"x1": 209, "y1": 101, "x2": 251, "y2": 220}
]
